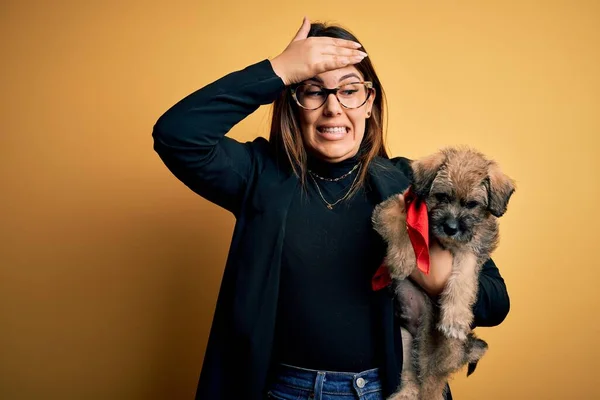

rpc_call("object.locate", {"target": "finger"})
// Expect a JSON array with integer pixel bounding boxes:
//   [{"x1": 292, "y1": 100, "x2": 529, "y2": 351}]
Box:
[
  {"x1": 292, "y1": 16, "x2": 311, "y2": 41},
  {"x1": 319, "y1": 55, "x2": 366, "y2": 71},
  {"x1": 321, "y1": 45, "x2": 367, "y2": 58},
  {"x1": 311, "y1": 36, "x2": 362, "y2": 49}
]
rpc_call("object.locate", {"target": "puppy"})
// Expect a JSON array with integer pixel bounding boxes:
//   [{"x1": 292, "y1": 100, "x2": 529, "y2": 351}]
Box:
[{"x1": 372, "y1": 147, "x2": 515, "y2": 399}]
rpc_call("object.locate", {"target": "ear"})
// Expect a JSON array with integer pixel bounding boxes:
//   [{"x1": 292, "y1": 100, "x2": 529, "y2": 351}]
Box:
[
  {"x1": 487, "y1": 161, "x2": 516, "y2": 217},
  {"x1": 366, "y1": 87, "x2": 376, "y2": 117},
  {"x1": 410, "y1": 150, "x2": 446, "y2": 198}
]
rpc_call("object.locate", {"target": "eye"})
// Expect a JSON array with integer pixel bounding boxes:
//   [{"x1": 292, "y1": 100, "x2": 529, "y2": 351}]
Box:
[
  {"x1": 306, "y1": 90, "x2": 324, "y2": 97},
  {"x1": 339, "y1": 89, "x2": 359, "y2": 96},
  {"x1": 299, "y1": 84, "x2": 325, "y2": 97},
  {"x1": 434, "y1": 193, "x2": 451, "y2": 203},
  {"x1": 466, "y1": 201, "x2": 480, "y2": 209},
  {"x1": 338, "y1": 83, "x2": 363, "y2": 98}
]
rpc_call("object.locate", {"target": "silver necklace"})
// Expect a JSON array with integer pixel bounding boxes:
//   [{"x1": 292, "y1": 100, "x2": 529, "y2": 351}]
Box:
[
  {"x1": 308, "y1": 162, "x2": 361, "y2": 182},
  {"x1": 308, "y1": 165, "x2": 362, "y2": 210}
]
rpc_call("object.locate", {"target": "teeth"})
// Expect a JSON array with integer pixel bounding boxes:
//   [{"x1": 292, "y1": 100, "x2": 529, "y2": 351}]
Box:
[{"x1": 320, "y1": 127, "x2": 346, "y2": 134}]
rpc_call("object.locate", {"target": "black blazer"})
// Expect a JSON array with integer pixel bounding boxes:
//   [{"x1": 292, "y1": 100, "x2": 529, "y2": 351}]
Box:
[{"x1": 152, "y1": 59, "x2": 510, "y2": 400}]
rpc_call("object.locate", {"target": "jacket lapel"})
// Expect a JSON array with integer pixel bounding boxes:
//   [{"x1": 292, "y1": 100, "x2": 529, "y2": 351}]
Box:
[{"x1": 366, "y1": 156, "x2": 413, "y2": 396}]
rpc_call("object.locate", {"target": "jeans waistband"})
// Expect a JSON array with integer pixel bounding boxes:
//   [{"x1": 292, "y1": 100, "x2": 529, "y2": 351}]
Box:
[{"x1": 271, "y1": 363, "x2": 382, "y2": 396}]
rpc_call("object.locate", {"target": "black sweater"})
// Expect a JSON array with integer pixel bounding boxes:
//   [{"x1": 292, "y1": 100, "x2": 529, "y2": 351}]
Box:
[{"x1": 274, "y1": 152, "x2": 387, "y2": 372}]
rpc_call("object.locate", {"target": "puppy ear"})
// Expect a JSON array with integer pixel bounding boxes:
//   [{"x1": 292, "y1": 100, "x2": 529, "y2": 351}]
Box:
[
  {"x1": 487, "y1": 161, "x2": 516, "y2": 217},
  {"x1": 410, "y1": 151, "x2": 446, "y2": 198}
]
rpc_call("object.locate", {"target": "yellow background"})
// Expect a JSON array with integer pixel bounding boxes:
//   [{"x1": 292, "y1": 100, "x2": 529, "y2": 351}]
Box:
[{"x1": 1, "y1": 1, "x2": 599, "y2": 399}]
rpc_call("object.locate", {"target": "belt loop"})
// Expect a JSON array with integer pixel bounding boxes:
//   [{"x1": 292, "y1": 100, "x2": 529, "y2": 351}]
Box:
[{"x1": 313, "y1": 371, "x2": 326, "y2": 400}]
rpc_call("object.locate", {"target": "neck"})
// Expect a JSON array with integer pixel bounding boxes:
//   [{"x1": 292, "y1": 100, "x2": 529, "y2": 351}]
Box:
[{"x1": 307, "y1": 151, "x2": 362, "y2": 179}]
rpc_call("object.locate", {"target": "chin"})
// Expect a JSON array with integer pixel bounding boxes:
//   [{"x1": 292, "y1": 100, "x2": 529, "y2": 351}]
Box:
[{"x1": 311, "y1": 144, "x2": 359, "y2": 162}]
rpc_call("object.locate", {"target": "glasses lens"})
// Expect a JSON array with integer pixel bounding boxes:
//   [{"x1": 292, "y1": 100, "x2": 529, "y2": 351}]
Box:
[
  {"x1": 295, "y1": 84, "x2": 326, "y2": 109},
  {"x1": 337, "y1": 83, "x2": 369, "y2": 108}
]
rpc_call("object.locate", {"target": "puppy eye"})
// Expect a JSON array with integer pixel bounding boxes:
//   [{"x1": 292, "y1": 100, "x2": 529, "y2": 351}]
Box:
[
  {"x1": 466, "y1": 201, "x2": 479, "y2": 209},
  {"x1": 434, "y1": 193, "x2": 450, "y2": 203}
]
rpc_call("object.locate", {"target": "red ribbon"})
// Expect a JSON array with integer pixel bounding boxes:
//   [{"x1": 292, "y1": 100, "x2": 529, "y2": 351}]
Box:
[
  {"x1": 372, "y1": 186, "x2": 431, "y2": 291},
  {"x1": 371, "y1": 262, "x2": 392, "y2": 291},
  {"x1": 404, "y1": 186, "x2": 431, "y2": 275}
]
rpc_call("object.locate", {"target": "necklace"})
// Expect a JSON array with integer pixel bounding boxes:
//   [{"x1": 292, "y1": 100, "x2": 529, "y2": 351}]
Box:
[
  {"x1": 308, "y1": 165, "x2": 362, "y2": 210},
  {"x1": 308, "y1": 162, "x2": 361, "y2": 182}
]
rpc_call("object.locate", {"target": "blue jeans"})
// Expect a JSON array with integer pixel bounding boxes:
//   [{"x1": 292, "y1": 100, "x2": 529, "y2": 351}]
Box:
[{"x1": 266, "y1": 363, "x2": 384, "y2": 400}]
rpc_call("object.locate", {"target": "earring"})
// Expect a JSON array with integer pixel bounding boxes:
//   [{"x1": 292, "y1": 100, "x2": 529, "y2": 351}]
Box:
[{"x1": 366, "y1": 111, "x2": 371, "y2": 118}]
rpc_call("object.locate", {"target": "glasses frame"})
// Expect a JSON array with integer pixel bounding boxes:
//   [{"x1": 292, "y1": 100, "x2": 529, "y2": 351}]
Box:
[{"x1": 290, "y1": 81, "x2": 374, "y2": 110}]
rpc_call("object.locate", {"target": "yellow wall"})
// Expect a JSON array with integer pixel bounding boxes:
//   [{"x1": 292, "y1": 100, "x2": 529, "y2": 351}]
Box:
[{"x1": 1, "y1": 1, "x2": 598, "y2": 399}]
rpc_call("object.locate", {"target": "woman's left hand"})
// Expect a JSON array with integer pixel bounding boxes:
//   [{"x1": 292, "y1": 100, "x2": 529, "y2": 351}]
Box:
[{"x1": 409, "y1": 240, "x2": 453, "y2": 297}]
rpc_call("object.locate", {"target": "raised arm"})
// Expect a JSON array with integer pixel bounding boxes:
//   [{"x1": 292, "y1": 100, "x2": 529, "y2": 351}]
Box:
[{"x1": 152, "y1": 60, "x2": 284, "y2": 215}]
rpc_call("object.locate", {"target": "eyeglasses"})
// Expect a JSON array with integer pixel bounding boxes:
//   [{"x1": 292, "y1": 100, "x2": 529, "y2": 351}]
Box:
[{"x1": 290, "y1": 81, "x2": 374, "y2": 110}]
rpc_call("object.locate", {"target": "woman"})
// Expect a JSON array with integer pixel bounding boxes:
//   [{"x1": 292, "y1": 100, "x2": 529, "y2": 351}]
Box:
[{"x1": 152, "y1": 17, "x2": 510, "y2": 400}]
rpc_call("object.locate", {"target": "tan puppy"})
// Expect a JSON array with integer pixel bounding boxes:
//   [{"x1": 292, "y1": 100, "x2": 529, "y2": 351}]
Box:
[{"x1": 372, "y1": 147, "x2": 515, "y2": 399}]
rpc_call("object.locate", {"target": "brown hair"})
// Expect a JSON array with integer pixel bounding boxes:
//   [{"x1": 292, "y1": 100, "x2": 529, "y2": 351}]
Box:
[{"x1": 268, "y1": 22, "x2": 389, "y2": 195}]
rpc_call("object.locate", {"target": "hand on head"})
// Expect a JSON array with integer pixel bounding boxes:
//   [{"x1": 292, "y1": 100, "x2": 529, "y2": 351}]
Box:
[{"x1": 270, "y1": 17, "x2": 368, "y2": 86}]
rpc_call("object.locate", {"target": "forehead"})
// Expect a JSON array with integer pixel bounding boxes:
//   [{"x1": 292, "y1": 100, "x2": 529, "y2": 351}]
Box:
[{"x1": 308, "y1": 66, "x2": 364, "y2": 86}]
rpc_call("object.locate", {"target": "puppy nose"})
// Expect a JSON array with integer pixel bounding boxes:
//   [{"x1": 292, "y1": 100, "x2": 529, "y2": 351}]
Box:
[{"x1": 443, "y1": 219, "x2": 459, "y2": 236}]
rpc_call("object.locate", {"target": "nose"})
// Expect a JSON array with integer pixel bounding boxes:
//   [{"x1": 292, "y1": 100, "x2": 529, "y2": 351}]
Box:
[
  {"x1": 443, "y1": 219, "x2": 459, "y2": 236},
  {"x1": 323, "y1": 93, "x2": 342, "y2": 116}
]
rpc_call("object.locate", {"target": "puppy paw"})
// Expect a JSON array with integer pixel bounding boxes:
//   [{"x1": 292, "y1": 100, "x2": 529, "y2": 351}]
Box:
[
  {"x1": 437, "y1": 321, "x2": 469, "y2": 341},
  {"x1": 372, "y1": 194, "x2": 407, "y2": 238}
]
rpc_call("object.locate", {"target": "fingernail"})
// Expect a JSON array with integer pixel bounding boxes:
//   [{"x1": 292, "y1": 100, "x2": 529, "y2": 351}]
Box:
[
  {"x1": 354, "y1": 42, "x2": 362, "y2": 48},
  {"x1": 359, "y1": 51, "x2": 368, "y2": 57}
]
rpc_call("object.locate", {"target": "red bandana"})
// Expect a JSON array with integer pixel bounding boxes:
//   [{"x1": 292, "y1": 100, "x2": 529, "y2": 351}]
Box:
[
  {"x1": 404, "y1": 186, "x2": 431, "y2": 275},
  {"x1": 372, "y1": 186, "x2": 431, "y2": 291},
  {"x1": 371, "y1": 262, "x2": 392, "y2": 291}
]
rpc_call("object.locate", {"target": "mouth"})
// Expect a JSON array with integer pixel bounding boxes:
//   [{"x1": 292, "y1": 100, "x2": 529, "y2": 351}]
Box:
[{"x1": 316, "y1": 125, "x2": 350, "y2": 141}]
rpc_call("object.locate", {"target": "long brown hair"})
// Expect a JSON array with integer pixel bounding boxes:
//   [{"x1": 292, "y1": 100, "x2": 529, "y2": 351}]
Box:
[{"x1": 269, "y1": 22, "x2": 389, "y2": 195}]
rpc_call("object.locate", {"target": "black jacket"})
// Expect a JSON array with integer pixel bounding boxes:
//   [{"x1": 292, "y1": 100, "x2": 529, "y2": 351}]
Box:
[{"x1": 152, "y1": 59, "x2": 510, "y2": 400}]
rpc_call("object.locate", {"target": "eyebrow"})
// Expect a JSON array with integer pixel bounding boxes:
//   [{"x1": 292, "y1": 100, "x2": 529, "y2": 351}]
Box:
[{"x1": 306, "y1": 73, "x2": 363, "y2": 84}]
